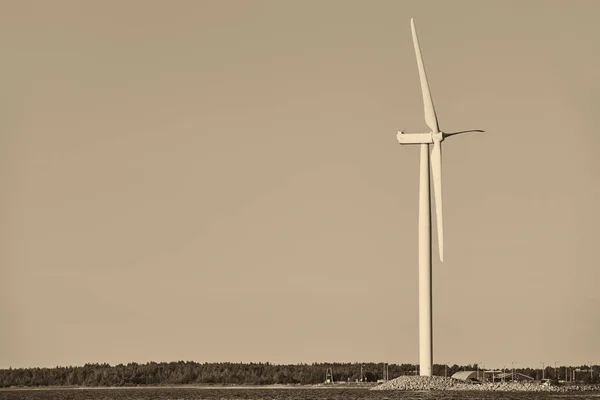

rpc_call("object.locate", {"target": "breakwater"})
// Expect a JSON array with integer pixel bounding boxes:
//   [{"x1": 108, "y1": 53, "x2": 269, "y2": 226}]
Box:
[{"x1": 371, "y1": 376, "x2": 600, "y2": 392}]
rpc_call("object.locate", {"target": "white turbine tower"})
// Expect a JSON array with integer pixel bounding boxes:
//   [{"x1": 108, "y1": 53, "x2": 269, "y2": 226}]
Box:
[{"x1": 396, "y1": 18, "x2": 484, "y2": 377}]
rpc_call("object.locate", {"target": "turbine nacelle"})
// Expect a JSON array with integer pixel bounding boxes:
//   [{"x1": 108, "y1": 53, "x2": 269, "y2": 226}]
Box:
[
  {"x1": 396, "y1": 131, "x2": 444, "y2": 145},
  {"x1": 397, "y1": 129, "x2": 484, "y2": 145}
]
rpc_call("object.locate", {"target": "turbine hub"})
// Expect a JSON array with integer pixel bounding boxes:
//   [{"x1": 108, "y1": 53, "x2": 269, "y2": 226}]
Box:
[{"x1": 432, "y1": 131, "x2": 444, "y2": 143}]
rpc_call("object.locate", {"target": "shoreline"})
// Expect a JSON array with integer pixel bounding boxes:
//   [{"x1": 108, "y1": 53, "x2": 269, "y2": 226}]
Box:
[
  {"x1": 0, "y1": 383, "x2": 378, "y2": 391},
  {"x1": 3, "y1": 378, "x2": 600, "y2": 393}
]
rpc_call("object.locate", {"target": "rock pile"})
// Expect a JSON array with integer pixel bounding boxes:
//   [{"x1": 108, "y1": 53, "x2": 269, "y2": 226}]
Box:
[
  {"x1": 371, "y1": 376, "x2": 600, "y2": 392},
  {"x1": 371, "y1": 376, "x2": 466, "y2": 391}
]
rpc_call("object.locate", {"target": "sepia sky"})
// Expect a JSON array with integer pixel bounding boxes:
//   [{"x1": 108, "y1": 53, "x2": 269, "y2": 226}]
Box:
[{"x1": 1, "y1": 0, "x2": 599, "y2": 370}]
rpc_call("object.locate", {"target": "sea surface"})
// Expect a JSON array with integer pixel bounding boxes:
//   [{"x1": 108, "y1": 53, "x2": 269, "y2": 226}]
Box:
[{"x1": 1, "y1": 388, "x2": 600, "y2": 400}]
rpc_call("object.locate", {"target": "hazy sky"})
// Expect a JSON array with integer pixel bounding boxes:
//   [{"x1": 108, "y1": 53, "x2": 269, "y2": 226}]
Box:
[{"x1": 1, "y1": 0, "x2": 599, "y2": 370}]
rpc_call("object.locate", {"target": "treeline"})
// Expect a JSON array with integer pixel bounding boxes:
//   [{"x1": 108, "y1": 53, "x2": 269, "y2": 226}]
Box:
[{"x1": 0, "y1": 361, "x2": 597, "y2": 388}]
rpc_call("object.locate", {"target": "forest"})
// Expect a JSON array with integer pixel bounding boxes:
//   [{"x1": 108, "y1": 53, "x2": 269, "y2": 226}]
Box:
[{"x1": 0, "y1": 361, "x2": 597, "y2": 387}]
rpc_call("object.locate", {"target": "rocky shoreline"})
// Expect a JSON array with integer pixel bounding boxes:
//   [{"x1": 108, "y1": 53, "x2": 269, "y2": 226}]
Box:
[{"x1": 371, "y1": 376, "x2": 600, "y2": 392}]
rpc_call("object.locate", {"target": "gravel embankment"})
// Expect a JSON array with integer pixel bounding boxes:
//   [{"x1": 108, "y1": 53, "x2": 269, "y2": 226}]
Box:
[{"x1": 370, "y1": 376, "x2": 600, "y2": 392}]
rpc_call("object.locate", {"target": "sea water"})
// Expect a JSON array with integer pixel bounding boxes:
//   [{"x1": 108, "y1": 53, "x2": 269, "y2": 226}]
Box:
[{"x1": 1, "y1": 388, "x2": 600, "y2": 400}]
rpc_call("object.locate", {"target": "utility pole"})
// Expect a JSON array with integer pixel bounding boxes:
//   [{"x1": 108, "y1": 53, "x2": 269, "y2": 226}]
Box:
[
  {"x1": 445, "y1": 364, "x2": 447, "y2": 378},
  {"x1": 554, "y1": 361, "x2": 559, "y2": 381},
  {"x1": 540, "y1": 362, "x2": 544, "y2": 380},
  {"x1": 386, "y1": 363, "x2": 389, "y2": 381},
  {"x1": 591, "y1": 362, "x2": 594, "y2": 382}
]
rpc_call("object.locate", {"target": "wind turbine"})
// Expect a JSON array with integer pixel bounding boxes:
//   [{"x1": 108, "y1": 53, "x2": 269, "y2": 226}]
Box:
[{"x1": 396, "y1": 18, "x2": 484, "y2": 377}]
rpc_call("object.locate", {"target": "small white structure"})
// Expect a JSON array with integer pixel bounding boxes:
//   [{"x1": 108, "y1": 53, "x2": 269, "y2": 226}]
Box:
[
  {"x1": 396, "y1": 18, "x2": 485, "y2": 377},
  {"x1": 325, "y1": 368, "x2": 333, "y2": 384},
  {"x1": 451, "y1": 371, "x2": 481, "y2": 382}
]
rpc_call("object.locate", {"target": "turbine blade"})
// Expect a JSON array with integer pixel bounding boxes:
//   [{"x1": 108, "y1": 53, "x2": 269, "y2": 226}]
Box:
[
  {"x1": 410, "y1": 18, "x2": 439, "y2": 133},
  {"x1": 431, "y1": 140, "x2": 444, "y2": 262},
  {"x1": 444, "y1": 129, "x2": 485, "y2": 138}
]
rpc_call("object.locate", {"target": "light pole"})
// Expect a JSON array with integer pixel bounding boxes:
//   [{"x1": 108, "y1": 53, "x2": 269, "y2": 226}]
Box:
[
  {"x1": 540, "y1": 362, "x2": 545, "y2": 380},
  {"x1": 512, "y1": 362, "x2": 515, "y2": 382},
  {"x1": 591, "y1": 362, "x2": 594, "y2": 382},
  {"x1": 554, "y1": 361, "x2": 559, "y2": 381}
]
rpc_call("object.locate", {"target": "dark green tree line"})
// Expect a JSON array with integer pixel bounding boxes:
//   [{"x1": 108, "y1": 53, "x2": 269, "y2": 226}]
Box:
[{"x1": 1, "y1": 362, "x2": 597, "y2": 388}]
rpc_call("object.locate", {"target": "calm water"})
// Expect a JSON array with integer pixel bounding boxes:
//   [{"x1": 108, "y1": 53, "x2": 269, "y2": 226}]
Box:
[{"x1": 1, "y1": 388, "x2": 600, "y2": 400}]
